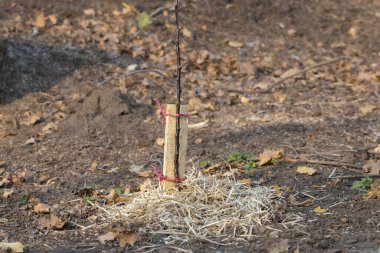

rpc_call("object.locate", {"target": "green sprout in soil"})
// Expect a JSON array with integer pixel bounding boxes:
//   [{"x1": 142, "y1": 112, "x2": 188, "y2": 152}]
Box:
[
  {"x1": 19, "y1": 195, "x2": 29, "y2": 205},
  {"x1": 352, "y1": 176, "x2": 373, "y2": 190},
  {"x1": 244, "y1": 161, "x2": 256, "y2": 177},
  {"x1": 228, "y1": 152, "x2": 249, "y2": 162},
  {"x1": 200, "y1": 160, "x2": 213, "y2": 169},
  {"x1": 271, "y1": 158, "x2": 282, "y2": 164},
  {"x1": 83, "y1": 196, "x2": 102, "y2": 206}
]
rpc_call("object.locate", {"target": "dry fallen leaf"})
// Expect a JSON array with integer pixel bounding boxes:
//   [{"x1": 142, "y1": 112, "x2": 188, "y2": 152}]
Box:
[
  {"x1": 194, "y1": 138, "x2": 203, "y2": 144},
  {"x1": 202, "y1": 163, "x2": 222, "y2": 174},
  {"x1": 156, "y1": 137, "x2": 165, "y2": 146},
  {"x1": 38, "y1": 214, "x2": 67, "y2": 229},
  {"x1": 348, "y1": 26, "x2": 358, "y2": 37},
  {"x1": 182, "y1": 27, "x2": 192, "y2": 38},
  {"x1": 140, "y1": 179, "x2": 152, "y2": 192},
  {"x1": 288, "y1": 195, "x2": 314, "y2": 207},
  {"x1": 47, "y1": 14, "x2": 58, "y2": 25},
  {"x1": 314, "y1": 206, "x2": 327, "y2": 214},
  {"x1": 296, "y1": 166, "x2": 316, "y2": 176},
  {"x1": 137, "y1": 171, "x2": 154, "y2": 178},
  {"x1": 228, "y1": 40, "x2": 244, "y2": 48},
  {"x1": 90, "y1": 160, "x2": 97, "y2": 171},
  {"x1": 41, "y1": 122, "x2": 58, "y2": 134},
  {"x1": 83, "y1": 8, "x2": 95, "y2": 16},
  {"x1": 118, "y1": 232, "x2": 138, "y2": 247},
  {"x1": 239, "y1": 178, "x2": 251, "y2": 185},
  {"x1": 20, "y1": 112, "x2": 42, "y2": 126},
  {"x1": 0, "y1": 242, "x2": 25, "y2": 253},
  {"x1": 103, "y1": 188, "x2": 118, "y2": 205},
  {"x1": 240, "y1": 96, "x2": 250, "y2": 105},
  {"x1": 98, "y1": 231, "x2": 139, "y2": 247},
  {"x1": 363, "y1": 160, "x2": 380, "y2": 175},
  {"x1": 98, "y1": 231, "x2": 118, "y2": 244},
  {"x1": 2, "y1": 188, "x2": 14, "y2": 198},
  {"x1": 266, "y1": 239, "x2": 289, "y2": 253},
  {"x1": 365, "y1": 183, "x2": 380, "y2": 199},
  {"x1": 359, "y1": 104, "x2": 377, "y2": 115},
  {"x1": 35, "y1": 11, "x2": 46, "y2": 28},
  {"x1": 34, "y1": 203, "x2": 51, "y2": 213},
  {"x1": 259, "y1": 149, "x2": 284, "y2": 166},
  {"x1": 273, "y1": 92, "x2": 287, "y2": 103},
  {"x1": 122, "y1": 3, "x2": 138, "y2": 15}
]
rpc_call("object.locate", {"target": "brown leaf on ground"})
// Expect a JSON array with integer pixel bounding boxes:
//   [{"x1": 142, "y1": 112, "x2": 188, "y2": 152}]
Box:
[
  {"x1": 20, "y1": 112, "x2": 42, "y2": 126},
  {"x1": 0, "y1": 242, "x2": 25, "y2": 253},
  {"x1": 83, "y1": 8, "x2": 95, "y2": 16},
  {"x1": 98, "y1": 231, "x2": 139, "y2": 247},
  {"x1": 0, "y1": 115, "x2": 18, "y2": 139},
  {"x1": 363, "y1": 160, "x2": 380, "y2": 175},
  {"x1": 266, "y1": 239, "x2": 289, "y2": 253},
  {"x1": 117, "y1": 232, "x2": 138, "y2": 247},
  {"x1": 42, "y1": 122, "x2": 58, "y2": 133},
  {"x1": 33, "y1": 203, "x2": 51, "y2": 213},
  {"x1": 202, "y1": 163, "x2": 222, "y2": 174},
  {"x1": 140, "y1": 179, "x2": 152, "y2": 192},
  {"x1": 359, "y1": 104, "x2": 377, "y2": 115},
  {"x1": 296, "y1": 166, "x2": 316, "y2": 176},
  {"x1": 90, "y1": 160, "x2": 97, "y2": 171},
  {"x1": 47, "y1": 14, "x2": 58, "y2": 25},
  {"x1": 365, "y1": 183, "x2": 380, "y2": 199},
  {"x1": 35, "y1": 11, "x2": 46, "y2": 28},
  {"x1": 288, "y1": 195, "x2": 314, "y2": 206},
  {"x1": 259, "y1": 149, "x2": 284, "y2": 166},
  {"x1": 137, "y1": 171, "x2": 154, "y2": 178},
  {"x1": 98, "y1": 231, "x2": 118, "y2": 244},
  {"x1": 0, "y1": 172, "x2": 11, "y2": 187},
  {"x1": 11, "y1": 174, "x2": 24, "y2": 187},
  {"x1": 314, "y1": 206, "x2": 327, "y2": 214},
  {"x1": 155, "y1": 137, "x2": 164, "y2": 146},
  {"x1": 228, "y1": 40, "x2": 244, "y2": 48},
  {"x1": 102, "y1": 189, "x2": 118, "y2": 205},
  {"x1": 38, "y1": 214, "x2": 67, "y2": 229},
  {"x1": 2, "y1": 188, "x2": 14, "y2": 198}
]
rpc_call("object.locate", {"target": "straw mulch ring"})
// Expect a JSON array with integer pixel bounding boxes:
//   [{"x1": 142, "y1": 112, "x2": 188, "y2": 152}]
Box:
[{"x1": 99, "y1": 170, "x2": 275, "y2": 245}]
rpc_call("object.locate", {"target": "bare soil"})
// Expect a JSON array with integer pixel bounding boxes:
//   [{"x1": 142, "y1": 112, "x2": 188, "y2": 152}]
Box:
[{"x1": 0, "y1": 0, "x2": 379, "y2": 252}]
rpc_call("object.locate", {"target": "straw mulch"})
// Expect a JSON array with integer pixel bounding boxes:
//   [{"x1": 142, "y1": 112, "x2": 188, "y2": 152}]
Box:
[{"x1": 101, "y1": 171, "x2": 275, "y2": 244}]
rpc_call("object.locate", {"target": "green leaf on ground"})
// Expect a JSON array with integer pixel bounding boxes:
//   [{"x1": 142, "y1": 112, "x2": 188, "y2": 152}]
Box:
[
  {"x1": 200, "y1": 160, "x2": 213, "y2": 168},
  {"x1": 352, "y1": 176, "x2": 373, "y2": 189},
  {"x1": 136, "y1": 12, "x2": 151, "y2": 30}
]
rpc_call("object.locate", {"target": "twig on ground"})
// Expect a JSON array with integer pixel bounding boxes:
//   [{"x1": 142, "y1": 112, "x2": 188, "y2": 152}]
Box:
[
  {"x1": 328, "y1": 202, "x2": 347, "y2": 208},
  {"x1": 260, "y1": 56, "x2": 349, "y2": 93},
  {"x1": 300, "y1": 192, "x2": 329, "y2": 201},
  {"x1": 328, "y1": 168, "x2": 337, "y2": 178},
  {"x1": 286, "y1": 157, "x2": 363, "y2": 170}
]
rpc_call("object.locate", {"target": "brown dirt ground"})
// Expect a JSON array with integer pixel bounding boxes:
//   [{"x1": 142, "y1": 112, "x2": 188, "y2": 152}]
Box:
[{"x1": 0, "y1": 0, "x2": 379, "y2": 252}]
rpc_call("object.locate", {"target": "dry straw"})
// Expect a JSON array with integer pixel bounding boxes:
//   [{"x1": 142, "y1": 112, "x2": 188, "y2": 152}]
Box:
[{"x1": 101, "y1": 169, "x2": 275, "y2": 244}]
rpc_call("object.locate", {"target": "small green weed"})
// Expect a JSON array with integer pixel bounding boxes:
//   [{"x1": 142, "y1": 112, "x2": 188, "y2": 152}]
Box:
[
  {"x1": 200, "y1": 160, "x2": 213, "y2": 168},
  {"x1": 83, "y1": 196, "x2": 102, "y2": 205},
  {"x1": 352, "y1": 176, "x2": 373, "y2": 190},
  {"x1": 244, "y1": 161, "x2": 256, "y2": 177},
  {"x1": 271, "y1": 158, "x2": 282, "y2": 164},
  {"x1": 19, "y1": 195, "x2": 29, "y2": 205},
  {"x1": 228, "y1": 152, "x2": 249, "y2": 162}
]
